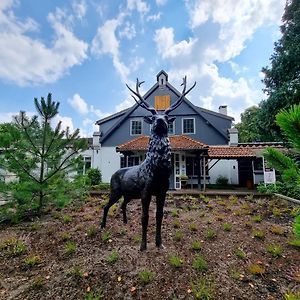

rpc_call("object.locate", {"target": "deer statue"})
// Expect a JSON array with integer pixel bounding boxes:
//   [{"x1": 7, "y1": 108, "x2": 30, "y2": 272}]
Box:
[{"x1": 100, "y1": 76, "x2": 196, "y2": 251}]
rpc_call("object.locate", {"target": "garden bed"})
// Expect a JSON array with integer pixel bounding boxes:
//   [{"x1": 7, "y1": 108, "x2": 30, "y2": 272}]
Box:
[{"x1": 0, "y1": 194, "x2": 299, "y2": 299}]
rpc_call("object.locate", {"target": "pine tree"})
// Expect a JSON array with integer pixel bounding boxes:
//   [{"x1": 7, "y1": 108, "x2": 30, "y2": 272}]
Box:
[{"x1": 0, "y1": 93, "x2": 87, "y2": 215}]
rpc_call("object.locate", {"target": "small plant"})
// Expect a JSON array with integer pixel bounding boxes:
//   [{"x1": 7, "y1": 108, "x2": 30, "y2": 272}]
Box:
[
  {"x1": 269, "y1": 225, "x2": 285, "y2": 235},
  {"x1": 252, "y1": 229, "x2": 265, "y2": 240},
  {"x1": 23, "y1": 255, "x2": 41, "y2": 268},
  {"x1": 173, "y1": 220, "x2": 181, "y2": 228},
  {"x1": 248, "y1": 263, "x2": 265, "y2": 276},
  {"x1": 138, "y1": 269, "x2": 154, "y2": 285},
  {"x1": 287, "y1": 239, "x2": 300, "y2": 248},
  {"x1": 171, "y1": 209, "x2": 179, "y2": 218},
  {"x1": 29, "y1": 222, "x2": 41, "y2": 231},
  {"x1": 0, "y1": 238, "x2": 27, "y2": 257},
  {"x1": 106, "y1": 250, "x2": 119, "y2": 264},
  {"x1": 87, "y1": 168, "x2": 102, "y2": 186},
  {"x1": 229, "y1": 268, "x2": 243, "y2": 280},
  {"x1": 189, "y1": 223, "x2": 198, "y2": 232},
  {"x1": 284, "y1": 291, "x2": 300, "y2": 300},
  {"x1": 60, "y1": 231, "x2": 72, "y2": 241},
  {"x1": 235, "y1": 248, "x2": 247, "y2": 260},
  {"x1": 245, "y1": 194, "x2": 253, "y2": 201},
  {"x1": 119, "y1": 228, "x2": 127, "y2": 235},
  {"x1": 85, "y1": 288, "x2": 104, "y2": 300},
  {"x1": 207, "y1": 218, "x2": 213, "y2": 224},
  {"x1": 101, "y1": 231, "x2": 111, "y2": 242},
  {"x1": 133, "y1": 234, "x2": 141, "y2": 243},
  {"x1": 62, "y1": 214, "x2": 73, "y2": 223},
  {"x1": 83, "y1": 214, "x2": 94, "y2": 221},
  {"x1": 67, "y1": 265, "x2": 84, "y2": 279},
  {"x1": 65, "y1": 241, "x2": 77, "y2": 255},
  {"x1": 272, "y1": 207, "x2": 282, "y2": 217},
  {"x1": 191, "y1": 277, "x2": 214, "y2": 300},
  {"x1": 192, "y1": 254, "x2": 208, "y2": 272},
  {"x1": 108, "y1": 204, "x2": 118, "y2": 217},
  {"x1": 252, "y1": 215, "x2": 262, "y2": 223},
  {"x1": 31, "y1": 276, "x2": 45, "y2": 289},
  {"x1": 191, "y1": 240, "x2": 202, "y2": 251},
  {"x1": 86, "y1": 225, "x2": 97, "y2": 238},
  {"x1": 169, "y1": 254, "x2": 184, "y2": 268},
  {"x1": 229, "y1": 195, "x2": 238, "y2": 204},
  {"x1": 266, "y1": 244, "x2": 283, "y2": 258},
  {"x1": 223, "y1": 223, "x2": 232, "y2": 231},
  {"x1": 205, "y1": 228, "x2": 216, "y2": 239},
  {"x1": 216, "y1": 175, "x2": 228, "y2": 185},
  {"x1": 174, "y1": 230, "x2": 183, "y2": 241}
]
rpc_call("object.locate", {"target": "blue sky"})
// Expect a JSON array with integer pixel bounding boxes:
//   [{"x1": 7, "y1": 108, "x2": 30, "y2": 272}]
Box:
[{"x1": 0, "y1": 0, "x2": 285, "y2": 136}]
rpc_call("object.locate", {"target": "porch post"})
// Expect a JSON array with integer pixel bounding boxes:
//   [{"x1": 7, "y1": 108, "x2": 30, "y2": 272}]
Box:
[
  {"x1": 203, "y1": 155, "x2": 206, "y2": 192},
  {"x1": 197, "y1": 153, "x2": 201, "y2": 190}
]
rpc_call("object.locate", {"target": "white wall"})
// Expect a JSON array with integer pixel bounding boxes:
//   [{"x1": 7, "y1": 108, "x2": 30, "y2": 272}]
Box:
[
  {"x1": 209, "y1": 159, "x2": 239, "y2": 185},
  {"x1": 99, "y1": 147, "x2": 122, "y2": 183}
]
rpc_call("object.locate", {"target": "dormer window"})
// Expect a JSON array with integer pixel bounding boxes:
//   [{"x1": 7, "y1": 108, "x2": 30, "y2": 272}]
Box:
[
  {"x1": 130, "y1": 119, "x2": 142, "y2": 135},
  {"x1": 156, "y1": 70, "x2": 168, "y2": 88}
]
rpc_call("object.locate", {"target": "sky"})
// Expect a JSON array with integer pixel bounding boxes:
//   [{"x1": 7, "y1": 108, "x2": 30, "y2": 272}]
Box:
[{"x1": 0, "y1": 0, "x2": 286, "y2": 137}]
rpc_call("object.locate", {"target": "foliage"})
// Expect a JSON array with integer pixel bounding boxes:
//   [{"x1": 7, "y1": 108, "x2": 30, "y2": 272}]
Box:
[
  {"x1": 266, "y1": 244, "x2": 283, "y2": 258},
  {"x1": 191, "y1": 277, "x2": 214, "y2": 300},
  {"x1": 192, "y1": 254, "x2": 208, "y2": 272},
  {"x1": 64, "y1": 241, "x2": 77, "y2": 255},
  {"x1": 191, "y1": 240, "x2": 202, "y2": 251},
  {"x1": 257, "y1": 0, "x2": 300, "y2": 141},
  {"x1": 169, "y1": 254, "x2": 184, "y2": 268},
  {"x1": 106, "y1": 250, "x2": 119, "y2": 264},
  {"x1": 215, "y1": 175, "x2": 228, "y2": 186},
  {"x1": 87, "y1": 168, "x2": 102, "y2": 186},
  {"x1": 0, "y1": 94, "x2": 87, "y2": 221},
  {"x1": 138, "y1": 269, "x2": 154, "y2": 285},
  {"x1": 248, "y1": 263, "x2": 265, "y2": 276},
  {"x1": 235, "y1": 106, "x2": 261, "y2": 142},
  {"x1": 257, "y1": 182, "x2": 300, "y2": 199},
  {"x1": 235, "y1": 248, "x2": 247, "y2": 260}
]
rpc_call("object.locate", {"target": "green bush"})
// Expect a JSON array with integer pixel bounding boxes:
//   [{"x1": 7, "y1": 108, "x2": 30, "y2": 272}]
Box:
[
  {"x1": 257, "y1": 181, "x2": 300, "y2": 199},
  {"x1": 87, "y1": 168, "x2": 102, "y2": 186},
  {"x1": 215, "y1": 176, "x2": 229, "y2": 186}
]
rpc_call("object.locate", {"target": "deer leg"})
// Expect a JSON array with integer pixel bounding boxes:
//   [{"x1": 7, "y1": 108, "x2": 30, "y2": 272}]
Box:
[
  {"x1": 121, "y1": 198, "x2": 129, "y2": 224},
  {"x1": 155, "y1": 193, "x2": 166, "y2": 248},
  {"x1": 100, "y1": 192, "x2": 121, "y2": 229},
  {"x1": 140, "y1": 195, "x2": 151, "y2": 251}
]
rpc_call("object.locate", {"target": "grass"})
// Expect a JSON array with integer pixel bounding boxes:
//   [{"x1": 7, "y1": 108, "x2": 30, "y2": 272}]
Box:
[
  {"x1": 284, "y1": 291, "x2": 300, "y2": 300},
  {"x1": 205, "y1": 228, "x2": 216, "y2": 239},
  {"x1": 133, "y1": 234, "x2": 141, "y2": 243},
  {"x1": 174, "y1": 230, "x2": 183, "y2": 241},
  {"x1": 191, "y1": 277, "x2": 214, "y2": 300},
  {"x1": 171, "y1": 209, "x2": 179, "y2": 218},
  {"x1": 223, "y1": 223, "x2": 232, "y2": 231},
  {"x1": 169, "y1": 254, "x2": 184, "y2": 268},
  {"x1": 138, "y1": 269, "x2": 154, "y2": 285},
  {"x1": 60, "y1": 231, "x2": 72, "y2": 241},
  {"x1": 235, "y1": 248, "x2": 247, "y2": 260},
  {"x1": 287, "y1": 239, "x2": 300, "y2": 248},
  {"x1": 85, "y1": 288, "x2": 104, "y2": 300},
  {"x1": 67, "y1": 265, "x2": 84, "y2": 279},
  {"x1": 30, "y1": 276, "x2": 45, "y2": 290},
  {"x1": 172, "y1": 219, "x2": 181, "y2": 228},
  {"x1": 106, "y1": 250, "x2": 119, "y2": 264},
  {"x1": 191, "y1": 240, "x2": 202, "y2": 251},
  {"x1": 23, "y1": 255, "x2": 41, "y2": 268},
  {"x1": 252, "y1": 215, "x2": 262, "y2": 223},
  {"x1": 62, "y1": 214, "x2": 73, "y2": 223},
  {"x1": 0, "y1": 238, "x2": 27, "y2": 257},
  {"x1": 266, "y1": 244, "x2": 283, "y2": 258},
  {"x1": 86, "y1": 225, "x2": 97, "y2": 238},
  {"x1": 252, "y1": 229, "x2": 265, "y2": 240},
  {"x1": 101, "y1": 231, "x2": 111, "y2": 242},
  {"x1": 248, "y1": 263, "x2": 265, "y2": 276},
  {"x1": 192, "y1": 254, "x2": 208, "y2": 272},
  {"x1": 269, "y1": 225, "x2": 285, "y2": 235},
  {"x1": 64, "y1": 241, "x2": 77, "y2": 255},
  {"x1": 189, "y1": 222, "x2": 198, "y2": 232}
]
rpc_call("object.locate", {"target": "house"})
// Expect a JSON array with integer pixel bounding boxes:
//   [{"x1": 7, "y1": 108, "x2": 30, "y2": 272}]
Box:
[{"x1": 91, "y1": 70, "x2": 262, "y2": 189}]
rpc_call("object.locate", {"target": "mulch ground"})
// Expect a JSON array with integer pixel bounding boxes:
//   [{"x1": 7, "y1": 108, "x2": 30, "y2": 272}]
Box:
[{"x1": 0, "y1": 193, "x2": 299, "y2": 300}]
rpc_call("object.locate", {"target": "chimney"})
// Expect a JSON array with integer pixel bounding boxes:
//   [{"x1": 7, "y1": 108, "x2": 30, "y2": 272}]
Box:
[
  {"x1": 92, "y1": 131, "x2": 101, "y2": 150},
  {"x1": 228, "y1": 128, "x2": 239, "y2": 146},
  {"x1": 219, "y1": 105, "x2": 227, "y2": 115}
]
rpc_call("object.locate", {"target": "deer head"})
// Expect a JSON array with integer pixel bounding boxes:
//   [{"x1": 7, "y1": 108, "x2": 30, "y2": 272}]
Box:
[{"x1": 126, "y1": 76, "x2": 196, "y2": 136}]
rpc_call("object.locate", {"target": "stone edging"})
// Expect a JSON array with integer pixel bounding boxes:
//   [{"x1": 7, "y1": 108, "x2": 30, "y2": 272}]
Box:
[{"x1": 273, "y1": 193, "x2": 300, "y2": 205}]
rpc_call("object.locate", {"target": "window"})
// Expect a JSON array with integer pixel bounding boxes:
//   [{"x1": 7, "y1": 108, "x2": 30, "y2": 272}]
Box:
[
  {"x1": 131, "y1": 119, "x2": 142, "y2": 135},
  {"x1": 120, "y1": 156, "x2": 140, "y2": 168},
  {"x1": 83, "y1": 156, "x2": 91, "y2": 174},
  {"x1": 182, "y1": 118, "x2": 195, "y2": 134},
  {"x1": 168, "y1": 120, "x2": 175, "y2": 135},
  {"x1": 154, "y1": 95, "x2": 170, "y2": 111}
]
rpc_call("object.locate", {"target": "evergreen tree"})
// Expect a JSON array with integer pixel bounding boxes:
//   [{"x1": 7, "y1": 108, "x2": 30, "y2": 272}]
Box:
[
  {"x1": 0, "y1": 94, "x2": 87, "y2": 215},
  {"x1": 258, "y1": 0, "x2": 300, "y2": 141}
]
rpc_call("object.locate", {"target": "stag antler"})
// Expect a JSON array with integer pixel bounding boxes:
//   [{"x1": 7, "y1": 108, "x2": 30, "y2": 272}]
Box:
[
  {"x1": 126, "y1": 79, "x2": 157, "y2": 115},
  {"x1": 164, "y1": 76, "x2": 196, "y2": 115}
]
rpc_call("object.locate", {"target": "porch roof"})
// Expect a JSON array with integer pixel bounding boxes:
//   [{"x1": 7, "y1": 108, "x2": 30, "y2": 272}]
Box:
[
  {"x1": 116, "y1": 135, "x2": 209, "y2": 152},
  {"x1": 208, "y1": 146, "x2": 255, "y2": 159}
]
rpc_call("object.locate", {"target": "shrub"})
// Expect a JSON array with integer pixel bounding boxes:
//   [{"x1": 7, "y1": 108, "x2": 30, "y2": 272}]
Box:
[
  {"x1": 215, "y1": 175, "x2": 228, "y2": 186},
  {"x1": 191, "y1": 240, "x2": 202, "y2": 251},
  {"x1": 87, "y1": 168, "x2": 102, "y2": 186},
  {"x1": 138, "y1": 269, "x2": 154, "y2": 285},
  {"x1": 169, "y1": 254, "x2": 184, "y2": 268},
  {"x1": 191, "y1": 277, "x2": 214, "y2": 300},
  {"x1": 192, "y1": 254, "x2": 208, "y2": 272}
]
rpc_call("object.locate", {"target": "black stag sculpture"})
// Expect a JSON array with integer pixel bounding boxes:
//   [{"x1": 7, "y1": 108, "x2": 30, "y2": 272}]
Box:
[{"x1": 101, "y1": 76, "x2": 196, "y2": 251}]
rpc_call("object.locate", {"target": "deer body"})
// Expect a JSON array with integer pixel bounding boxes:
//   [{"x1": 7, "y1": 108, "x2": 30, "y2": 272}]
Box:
[{"x1": 100, "y1": 77, "x2": 196, "y2": 251}]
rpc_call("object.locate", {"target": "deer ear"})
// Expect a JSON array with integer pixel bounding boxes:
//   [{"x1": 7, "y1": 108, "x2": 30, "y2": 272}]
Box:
[
  {"x1": 167, "y1": 116, "x2": 176, "y2": 123},
  {"x1": 143, "y1": 116, "x2": 153, "y2": 124}
]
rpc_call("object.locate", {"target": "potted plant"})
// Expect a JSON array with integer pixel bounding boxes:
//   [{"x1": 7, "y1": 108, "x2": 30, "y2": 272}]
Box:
[{"x1": 179, "y1": 175, "x2": 189, "y2": 188}]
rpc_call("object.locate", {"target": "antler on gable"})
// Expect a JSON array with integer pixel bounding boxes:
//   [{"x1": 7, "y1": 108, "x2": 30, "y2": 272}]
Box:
[
  {"x1": 126, "y1": 79, "x2": 157, "y2": 115},
  {"x1": 164, "y1": 76, "x2": 196, "y2": 115}
]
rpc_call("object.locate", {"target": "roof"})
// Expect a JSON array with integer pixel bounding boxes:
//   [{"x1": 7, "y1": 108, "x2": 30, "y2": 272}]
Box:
[
  {"x1": 238, "y1": 142, "x2": 286, "y2": 156},
  {"x1": 116, "y1": 135, "x2": 209, "y2": 152},
  {"x1": 208, "y1": 146, "x2": 255, "y2": 159},
  {"x1": 97, "y1": 70, "x2": 234, "y2": 143}
]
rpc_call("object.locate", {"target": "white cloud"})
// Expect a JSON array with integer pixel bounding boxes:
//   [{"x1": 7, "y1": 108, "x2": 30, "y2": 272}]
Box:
[
  {"x1": 146, "y1": 12, "x2": 162, "y2": 22},
  {"x1": 0, "y1": 1, "x2": 88, "y2": 86},
  {"x1": 72, "y1": 0, "x2": 87, "y2": 20},
  {"x1": 119, "y1": 21, "x2": 136, "y2": 40},
  {"x1": 127, "y1": 0, "x2": 150, "y2": 16},
  {"x1": 52, "y1": 114, "x2": 74, "y2": 132},
  {"x1": 228, "y1": 61, "x2": 249, "y2": 75},
  {"x1": 91, "y1": 15, "x2": 130, "y2": 83},
  {"x1": 68, "y1": 93, "x2": 89, "y2": 115},
  {"x1": 156, "y1": 0, "x2": 168, "y2": 6}
]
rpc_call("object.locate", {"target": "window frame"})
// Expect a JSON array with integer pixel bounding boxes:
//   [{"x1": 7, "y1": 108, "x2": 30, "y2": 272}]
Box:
[
  {"x1": 168, "y1": 120, "x2": 175, "y2": 135},
  {"x1": 130, "y1": 119, "x2": 143, "y2": 136},
  {"x1": 182, "y1": 117, "x2": 195, "y2": 134}
]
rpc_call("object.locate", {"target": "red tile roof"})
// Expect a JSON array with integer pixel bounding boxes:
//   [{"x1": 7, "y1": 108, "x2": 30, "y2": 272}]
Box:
[
  {"x1": 208, "y1": 146, "x2": 255, "y2": 158},
  {"x1": 116, "y1": 135, "x2": 208, "y2": 152}
]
